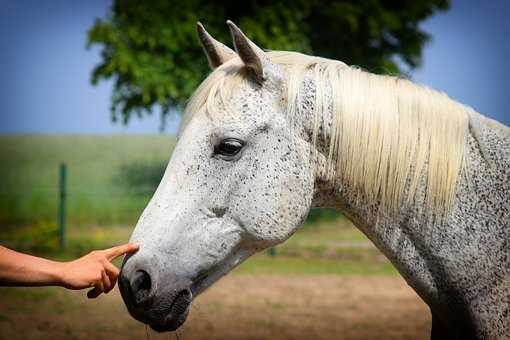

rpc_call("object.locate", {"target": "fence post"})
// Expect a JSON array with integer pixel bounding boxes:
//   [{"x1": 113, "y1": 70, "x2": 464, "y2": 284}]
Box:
[{"x1": 58, "y1": 163, "x2": 67, "y2": 250}]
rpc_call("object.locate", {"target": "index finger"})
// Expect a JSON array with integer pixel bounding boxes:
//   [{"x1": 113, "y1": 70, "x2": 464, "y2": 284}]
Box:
[{"x1": 104, "y1": 243, "x2": 139, "y2": 261}]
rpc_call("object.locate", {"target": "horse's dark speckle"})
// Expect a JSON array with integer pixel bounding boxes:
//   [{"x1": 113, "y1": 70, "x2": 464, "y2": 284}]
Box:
[{"x1": 122, "y1": 25, "x2": 510, "y2": 339}]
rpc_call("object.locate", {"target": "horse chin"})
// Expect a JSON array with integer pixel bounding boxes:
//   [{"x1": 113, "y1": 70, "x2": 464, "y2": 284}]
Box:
[
  {"x1": 149, "y1": 306, "x2": 190, "y2": 332},
  {"x1": 136, "y1": 289, "x2": 192, "y2": 333},
  {"x1": 145, "y1": 270, "x2": 214, "y2": 332}
]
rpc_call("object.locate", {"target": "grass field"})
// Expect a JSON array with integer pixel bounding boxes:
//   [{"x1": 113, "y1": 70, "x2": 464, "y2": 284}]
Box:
[
  {"x1": 0, "y1": 134, "x2": 430, "y2": 339},
  {"x1": 0, "y1": 219, "x2": 428, "y2": 340},
  {"x1": 0, "y1": 134, "x2": 175, "y2": 227}
]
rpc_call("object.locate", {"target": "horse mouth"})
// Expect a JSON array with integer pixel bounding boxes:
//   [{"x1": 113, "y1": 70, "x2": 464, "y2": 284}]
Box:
[
  {"x1": 190, "y1": 271, "x2": 211, "y2": 296},
  {"x1": 149, "y1": 271, "x2": 215, "y2": 332},
  {"x1": 149, "y1": 289, "x2": 192, "y2": 332}
]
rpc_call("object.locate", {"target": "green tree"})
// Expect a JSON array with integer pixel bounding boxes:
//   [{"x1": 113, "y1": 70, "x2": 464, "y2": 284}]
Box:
[{"x1": 88, "y1": 0, "x2": 449, "y2": 127}]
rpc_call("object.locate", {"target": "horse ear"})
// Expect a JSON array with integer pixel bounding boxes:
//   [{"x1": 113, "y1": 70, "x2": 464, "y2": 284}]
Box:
[
  {"x1": 197, "y1": 22, "x2": 236, "y2": 69},
  {"x1": 226, "y1": 20, "x2": 269, "y2": 84}
]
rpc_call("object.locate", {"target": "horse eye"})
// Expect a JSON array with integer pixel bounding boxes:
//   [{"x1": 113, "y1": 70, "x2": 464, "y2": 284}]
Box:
[{"x1": 214, "y1": 138, "x2": 244, "y2": 158}]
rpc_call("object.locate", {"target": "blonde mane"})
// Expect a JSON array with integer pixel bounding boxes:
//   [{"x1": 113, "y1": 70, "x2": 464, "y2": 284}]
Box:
[{"x1": 183, "y1": 51, "x2": 469, "y2": 213}]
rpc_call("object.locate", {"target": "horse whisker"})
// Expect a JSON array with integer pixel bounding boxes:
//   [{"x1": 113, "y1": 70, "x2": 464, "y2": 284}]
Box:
[{"x1": 145, "y1": 324, "x2": 151, "y2": 340}]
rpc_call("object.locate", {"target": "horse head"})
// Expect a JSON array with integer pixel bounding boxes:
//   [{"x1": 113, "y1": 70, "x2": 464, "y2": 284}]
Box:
[{"x1": 118, "y1": 21, "x2": 315, "y2": 332}]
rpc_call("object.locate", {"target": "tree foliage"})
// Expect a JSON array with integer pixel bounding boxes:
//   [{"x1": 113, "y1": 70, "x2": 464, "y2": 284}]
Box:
[{"x1": 87, "y1": 0, "x2": 449, "y2": 127}]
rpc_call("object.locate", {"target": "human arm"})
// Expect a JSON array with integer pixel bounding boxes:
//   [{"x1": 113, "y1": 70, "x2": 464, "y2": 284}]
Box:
[{"x1": 0, "y1": 243, "x2": 138, "y2": 298}]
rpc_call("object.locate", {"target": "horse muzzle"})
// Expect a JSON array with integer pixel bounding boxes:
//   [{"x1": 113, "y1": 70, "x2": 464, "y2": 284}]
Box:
[{"x1": 119, "y1": 264, "x2": 193, "y2": 332}]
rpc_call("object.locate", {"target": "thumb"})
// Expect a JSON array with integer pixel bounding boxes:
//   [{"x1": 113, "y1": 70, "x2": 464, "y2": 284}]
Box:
[{"x1": 87, "y1": 287, "x2": 102, "y2": 299}]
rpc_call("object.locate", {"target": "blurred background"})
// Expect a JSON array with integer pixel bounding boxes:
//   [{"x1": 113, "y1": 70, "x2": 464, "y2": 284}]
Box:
[{"x1": 0, "y1": 1, "x2": 509, "y2": 339}]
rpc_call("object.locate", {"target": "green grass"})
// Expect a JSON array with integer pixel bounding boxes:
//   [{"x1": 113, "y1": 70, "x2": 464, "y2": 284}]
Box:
[
  {"x1": 0, "y1": 134, "x2": 176, "y2": 227},
  {"x1": 238, "y1": 219, "x2": 396, "y2": 276}
]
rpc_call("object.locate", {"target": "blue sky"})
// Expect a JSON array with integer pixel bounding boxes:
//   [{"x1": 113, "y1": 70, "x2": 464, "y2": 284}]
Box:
[{"x1": 0, "y1": 0, "x2": 509, "y2": 134}]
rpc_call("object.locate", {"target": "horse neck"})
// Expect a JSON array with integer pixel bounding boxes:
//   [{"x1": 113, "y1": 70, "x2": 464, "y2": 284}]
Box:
[
  {"x1": 298, "y1": 71, "x2": 510, "y2": 334},
  {"x1": 297, "y1": 74, "x2": 443, "y2": 310}
]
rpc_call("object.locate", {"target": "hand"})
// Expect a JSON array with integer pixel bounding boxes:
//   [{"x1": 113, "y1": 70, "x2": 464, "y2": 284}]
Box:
[{"x1": 58, "y1": 243, "x2": 139, "y2": 298}]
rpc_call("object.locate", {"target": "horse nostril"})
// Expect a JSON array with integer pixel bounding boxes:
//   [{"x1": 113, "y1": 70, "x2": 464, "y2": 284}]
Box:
[
  {"x1": 133, "y1": 270, "x2": 151, "y2": 291},
  {"x1": 131, "y1": 270, "x2": 152, "y2": 307}
]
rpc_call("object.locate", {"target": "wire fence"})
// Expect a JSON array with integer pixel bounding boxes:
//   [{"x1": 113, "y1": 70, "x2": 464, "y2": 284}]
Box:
[
  {"x1": 0, "y1": 159, "x2": 163, "y2": 251},
  {"x1": 0, "y1": 159, "x2": 341, "y2": 255}
]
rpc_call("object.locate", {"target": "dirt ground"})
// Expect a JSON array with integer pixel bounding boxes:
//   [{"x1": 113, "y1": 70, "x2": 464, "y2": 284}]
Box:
[{"x1": 0, "y1": 274, "x2": 430, "y2": 340}]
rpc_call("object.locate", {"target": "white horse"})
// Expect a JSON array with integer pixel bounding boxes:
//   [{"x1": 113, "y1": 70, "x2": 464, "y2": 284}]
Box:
[{"x1": 119, "y1": 21, "x2": 510, "y2": 339}]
